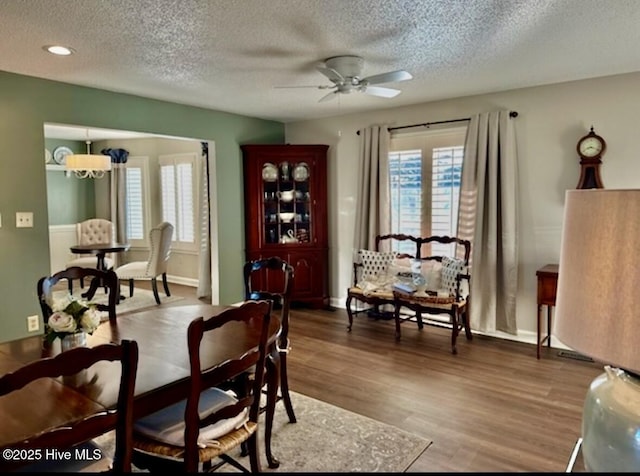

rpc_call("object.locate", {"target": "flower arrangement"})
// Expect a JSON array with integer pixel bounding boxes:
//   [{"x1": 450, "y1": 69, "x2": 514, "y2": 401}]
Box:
[{"x1": 45, "y1": 294, "x2": 102, "y2": 344}]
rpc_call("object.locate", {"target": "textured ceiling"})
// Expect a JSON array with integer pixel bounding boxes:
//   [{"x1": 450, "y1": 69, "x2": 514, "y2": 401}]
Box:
[{"x1": 3, "y1": 0, "x2": 640, "y2": 125}]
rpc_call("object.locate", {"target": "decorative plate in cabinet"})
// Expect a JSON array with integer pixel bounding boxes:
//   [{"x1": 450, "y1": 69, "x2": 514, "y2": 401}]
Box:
[
  {"x1": 262, "y1": 162, "x2": 278, "y2": 182},
  {"x1": 293, "y1": 162, "x2": 309, "y2": 181}
]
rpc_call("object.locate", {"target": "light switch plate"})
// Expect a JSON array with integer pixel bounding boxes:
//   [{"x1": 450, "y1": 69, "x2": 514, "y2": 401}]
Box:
[
  {"x1": 27, "y1": 315, "x2": 39, "y2": 332},
  {"x1": 16, "y1": 212, "x2": 33, "y2": 228}
]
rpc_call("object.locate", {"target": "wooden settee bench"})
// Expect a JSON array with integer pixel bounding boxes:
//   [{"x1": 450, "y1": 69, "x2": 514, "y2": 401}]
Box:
[{"x1": 346, "y1": 234, "x2": 472, "y2": 354}]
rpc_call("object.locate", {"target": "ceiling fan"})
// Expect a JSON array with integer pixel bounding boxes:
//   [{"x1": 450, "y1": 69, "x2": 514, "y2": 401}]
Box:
[{"x1": 278, "y1": 55, "x2": 413, "y2": 102}]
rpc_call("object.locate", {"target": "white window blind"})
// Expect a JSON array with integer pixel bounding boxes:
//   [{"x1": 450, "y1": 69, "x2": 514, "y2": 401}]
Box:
[
  {"x1": 389, "y1": 127, "x2": 466, "y2": 257},
  {"x1": 159, "y1": 153, "x2": 197, "y2": 250},
  {"x1": 389, "y1": 149, "x2": 422, "y2": 256},
  {"x1": 431, "y1": 146, "x2": 464, "y2": 256},
  {"x1": 125, "y1": 167, "x2": 144, "y2": 240},
  {"x1": 124, "y1": 156, "x2": 150, "y2": 247},
  {"x1": 160, "y1": 164, "x2": 176, "y2": 228}
]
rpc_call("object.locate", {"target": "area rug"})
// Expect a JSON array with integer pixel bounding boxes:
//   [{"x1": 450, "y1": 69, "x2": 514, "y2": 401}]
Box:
[
  {"x1": 93, "y1": 391, "x2": 431, "y2": 472},
  {"x1": 53, "y1": 286, "x2": 184, "y2": 316}
]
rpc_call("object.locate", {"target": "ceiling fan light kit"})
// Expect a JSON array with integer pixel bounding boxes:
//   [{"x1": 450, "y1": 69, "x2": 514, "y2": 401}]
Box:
[
  {"x1": 317, "y1": 55, "x2": 412, "y2": 102},
  {"x1": 279, "y1": 55, "x2": 412, "y2": 103}
]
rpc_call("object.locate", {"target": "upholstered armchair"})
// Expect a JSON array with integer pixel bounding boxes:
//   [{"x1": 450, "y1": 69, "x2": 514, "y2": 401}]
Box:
[
  {"x1": 66, "y1": 218, "x2": 115, "y2": 292},
  {"x1": 115, "y1": 222, "x2": 174, "y2": 305}
]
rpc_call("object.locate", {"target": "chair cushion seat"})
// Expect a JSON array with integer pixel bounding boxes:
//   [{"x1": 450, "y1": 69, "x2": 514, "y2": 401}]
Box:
[
  {"x1": 347, "y1": 286, "x2": 394, "y2": 301},
  {"x1": 115, "y1": 261, "x2": 150, "y2": 279},
  {"x1": 133, "y1": 388, "x2": 249, "y2": 448},
  {"x1": 66, "y1": 257, "x2": 114, "y2": 270},
  {"x1": 349, "y1": 286, "x2": 467, "y2": 312},
  {"x1": 133, "y1": 421, "x2": 257, "y2": 463}
]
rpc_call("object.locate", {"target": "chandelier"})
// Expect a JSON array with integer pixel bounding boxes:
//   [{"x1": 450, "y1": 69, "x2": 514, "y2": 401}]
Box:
[{"x1": 65, "y1": 131, "x2": 111, "y2": 179}]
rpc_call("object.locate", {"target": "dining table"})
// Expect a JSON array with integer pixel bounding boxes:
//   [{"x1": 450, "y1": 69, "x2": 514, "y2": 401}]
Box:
[
  {"x1": 0, "y1": 302, "x2": 284, "y2": 470},
  {"x1": 69, "y1": 242, "x2": 130, "y2": 273},
  {"x1": 68, "y1": 242, "x2": 130, "y2": 300}
]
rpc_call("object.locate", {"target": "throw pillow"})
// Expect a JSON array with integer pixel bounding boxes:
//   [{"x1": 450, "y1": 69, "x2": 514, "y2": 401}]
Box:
[
  {"x1": 358, "y1": 249, "x2": 397, "y2": 280},
  {"x1": 441, "y1": 256, "x2": 469, "y2": 297}
]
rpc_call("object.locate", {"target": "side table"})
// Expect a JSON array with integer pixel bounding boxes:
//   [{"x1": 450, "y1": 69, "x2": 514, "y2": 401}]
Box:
[{"x1": 536, "y1": 264, "x2": 558, "y2": 359}]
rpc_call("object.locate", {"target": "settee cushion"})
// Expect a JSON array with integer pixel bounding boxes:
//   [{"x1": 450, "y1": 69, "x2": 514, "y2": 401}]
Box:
[
  {"x1": 441, "y1": 257, "x2": 469, "y2": 297},
  {"x1": 358, "y1": 249, "x2": 397, "y2": 280}
]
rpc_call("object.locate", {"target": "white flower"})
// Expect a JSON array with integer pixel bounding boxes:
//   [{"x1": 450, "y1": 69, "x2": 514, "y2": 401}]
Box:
[
  {"x1": 48, "y1": 312, "x2": 78, "y2": 333},
  {"x1": 50, "y1": 294, "x2": 74, "y2": 313},
  {"x1": 80, "y1": 307, "x2": 101, "y2": 333},
  {"x1": 45, "y1": 294, "x2": 103, "y2": 342}
]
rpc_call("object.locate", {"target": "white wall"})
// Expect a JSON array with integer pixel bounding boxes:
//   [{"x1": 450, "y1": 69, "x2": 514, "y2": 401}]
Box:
[
  {"x1": 284, "y1": 71, "x2": 640, "y2": 345},
  {"x1": 49, "y1": 225, "x2": 77, "y2": 274}
]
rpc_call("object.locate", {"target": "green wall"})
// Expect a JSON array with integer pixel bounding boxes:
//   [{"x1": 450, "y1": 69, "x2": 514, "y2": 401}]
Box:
[
  {"x1": 45, "y1": 138, "x2": 96, "y2": 225},
  {"x1": 0, "y1": 71, "x2": 284, "y2": 343}
]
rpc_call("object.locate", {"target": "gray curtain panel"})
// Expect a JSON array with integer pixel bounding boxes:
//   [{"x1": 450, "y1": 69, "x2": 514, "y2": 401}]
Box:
[
  {"x1": 459, "y1": 110, "x2": 519, "y2": 334},
  {"x1": 102, "y1": 148, "x2": 129, "y2": 266},
  {"x1": 353, "y1": 125, "x2": 391, "y2": 253}
]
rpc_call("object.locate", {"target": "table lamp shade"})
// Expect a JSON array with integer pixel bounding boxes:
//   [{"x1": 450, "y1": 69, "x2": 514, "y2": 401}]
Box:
[
  {"x1": 555, "y1": 189, "x2": 640, "y2": 472},
  {"x1": 554, "y1": 189, "x2": 640, "y2": 376}
]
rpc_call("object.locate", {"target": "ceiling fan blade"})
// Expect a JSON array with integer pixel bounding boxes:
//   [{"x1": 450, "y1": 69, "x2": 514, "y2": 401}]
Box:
[
  {"x1": 362, "y1": 70, "x2": 413, "y2": 85},
  {"x1": 362, "y1": 86, "x2": 402, "y2": 98},
  {"x1": 274, "y1": 85, "x2": 332, "y2": 89},
  {"x1": 317, "y1": 66, "x2": 344, "y2": 83},
  {"x1": 318, "y1": 91, "x2": 338, "y2": 102}
]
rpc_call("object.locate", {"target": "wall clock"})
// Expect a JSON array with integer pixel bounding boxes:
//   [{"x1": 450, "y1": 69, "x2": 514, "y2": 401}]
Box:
[{"x1": 575, "y1": 127, "x2": 605, "y2": 189}]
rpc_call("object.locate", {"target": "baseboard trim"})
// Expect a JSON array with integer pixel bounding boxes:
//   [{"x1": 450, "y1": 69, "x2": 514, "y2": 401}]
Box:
[{"x1": 166, "y1": 275, "x2": 198, "y2": 287}]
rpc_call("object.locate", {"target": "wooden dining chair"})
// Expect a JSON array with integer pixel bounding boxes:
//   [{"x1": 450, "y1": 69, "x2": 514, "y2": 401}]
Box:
[
  {"x1": 0, "y1": 340, "x2": 139, "y2": 472},
  {"x1": 131, "y1": 300, "x2": 273, "y2": 473},
  {"x1": 38, "y1": 266, "x2": 119, "y2": 322},
  {"x1": 243, "y1": 256, "x2": 296, "y2": 424}
]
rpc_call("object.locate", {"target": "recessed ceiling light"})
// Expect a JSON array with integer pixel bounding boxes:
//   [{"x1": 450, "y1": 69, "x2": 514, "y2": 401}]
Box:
[{"x1": 44, "y1": 45, "x2": 74, "y2": 56}]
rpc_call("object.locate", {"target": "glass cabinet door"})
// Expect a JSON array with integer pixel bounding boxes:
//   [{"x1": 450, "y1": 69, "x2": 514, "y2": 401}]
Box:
[{"x1": 262, "y1": 161, "x2": 311, "y2": 245}]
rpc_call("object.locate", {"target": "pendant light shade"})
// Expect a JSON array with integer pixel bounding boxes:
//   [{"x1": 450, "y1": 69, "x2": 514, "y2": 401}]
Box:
[{"x1": 65, "y1": 132, "x2": 111, "y2": 178}]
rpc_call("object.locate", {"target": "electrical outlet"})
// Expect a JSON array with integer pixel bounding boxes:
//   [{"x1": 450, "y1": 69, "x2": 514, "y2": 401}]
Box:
[
  {"x1": 16, "y1": 212, "x2": 33, "y2": 228},
  {"x1": 27, "y1": 315, "x2": 39, "y2": 332}
]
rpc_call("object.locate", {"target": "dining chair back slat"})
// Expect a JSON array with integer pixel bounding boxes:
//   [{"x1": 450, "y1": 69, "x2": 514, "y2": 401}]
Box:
[
  {"x1": 243, "y1": 256, "x2": 297, "y2": 424},
  {"x1": 132, "y1": 300, "x2": 272, "y2": 473},
  {"x1": 0, "y1": 340, "x2": 138, "y2": 472},
  {"x1": 38, "y1": 266, "x2": 119, "y2": 322}
]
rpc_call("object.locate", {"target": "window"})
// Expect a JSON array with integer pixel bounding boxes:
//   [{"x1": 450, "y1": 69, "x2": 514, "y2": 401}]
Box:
[
  {"x1": 124, "y1": 156, "x2": 150, "y2": 248},
  {"x1": 389, "y1": 149, "x2": 422, "y2": 255},
  {"x1": 389, "y1": 127, "x2": 466, "y2": 257},
  {"x1": 159, "y1": 153, "x2": 197, "y2": 251}
]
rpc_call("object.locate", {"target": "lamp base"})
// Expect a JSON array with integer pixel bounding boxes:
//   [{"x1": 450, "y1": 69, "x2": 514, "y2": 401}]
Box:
[{"x1": 582, "y1": 366, "x2": 640, "y2": 472}]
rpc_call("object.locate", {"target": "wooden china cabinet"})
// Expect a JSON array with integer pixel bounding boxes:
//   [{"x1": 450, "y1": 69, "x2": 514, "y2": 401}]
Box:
[{"x1": 241, "y1": 144, "x2": 329, "y2": 308}]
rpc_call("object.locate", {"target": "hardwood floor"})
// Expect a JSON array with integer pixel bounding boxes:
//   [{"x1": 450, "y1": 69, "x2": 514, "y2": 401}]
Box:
[{"x1": 153, "y1": 284, "x2": 603, "y2": 472}]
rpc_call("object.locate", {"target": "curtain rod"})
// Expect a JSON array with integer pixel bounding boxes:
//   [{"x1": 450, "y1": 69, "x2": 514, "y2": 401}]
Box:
[
  {"x1": 388, "y1": 111, "x2": 518, "y2": 133},
  {"x1": 356, "y1": 111, "x2": 518, "y2": 135}
]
